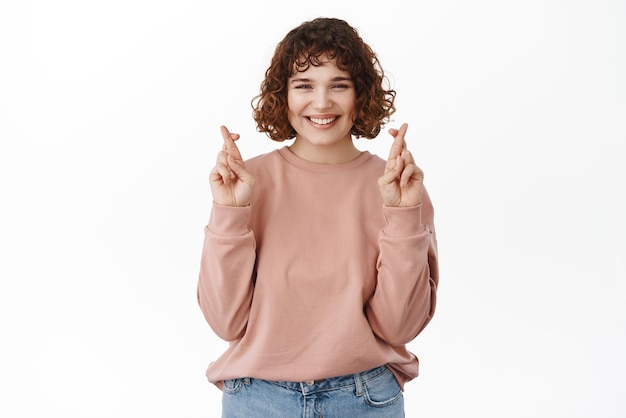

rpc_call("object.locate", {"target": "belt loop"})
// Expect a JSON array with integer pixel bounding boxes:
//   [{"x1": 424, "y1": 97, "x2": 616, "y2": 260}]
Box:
[{"x1": 354, "y1": 371, "x2": 363, "y2": 396}]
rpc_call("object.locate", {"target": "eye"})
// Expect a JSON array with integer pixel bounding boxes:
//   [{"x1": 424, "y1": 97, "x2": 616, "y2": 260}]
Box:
[
  {"x1": 293, "y1": 84, "x2": 312, "y2": 90},
  {"x1": 332, "y1": 83, "x2": 350, "y2": 89}
]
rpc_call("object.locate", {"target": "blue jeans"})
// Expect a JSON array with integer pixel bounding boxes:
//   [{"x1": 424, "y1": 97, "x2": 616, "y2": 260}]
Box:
[{"x1": 221, "y1": 365, "x2": 404, "y2": 417}]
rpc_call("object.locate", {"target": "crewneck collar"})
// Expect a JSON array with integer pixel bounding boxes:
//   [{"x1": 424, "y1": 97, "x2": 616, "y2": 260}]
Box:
[{"x1": 277, "y1": 146, "x2": 373, "y2": 174}]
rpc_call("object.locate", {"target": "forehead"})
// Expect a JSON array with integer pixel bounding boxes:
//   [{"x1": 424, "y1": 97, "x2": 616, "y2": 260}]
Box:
[{"x1": 290, "y1": 58, "x2": 351, "y2": 79}]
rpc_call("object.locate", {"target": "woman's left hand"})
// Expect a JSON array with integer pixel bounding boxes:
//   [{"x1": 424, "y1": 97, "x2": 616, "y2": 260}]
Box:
[{"x1": 378, "y1": 123, "x2": 424, "y2": 207}]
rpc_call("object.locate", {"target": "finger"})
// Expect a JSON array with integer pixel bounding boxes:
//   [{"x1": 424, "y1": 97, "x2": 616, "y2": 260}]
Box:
[
  {"x1": 221, "y1": 133, "x2": 240, "y2": 150},
  {"x1": 399, "y1": 163, "x2": 417, "y2": 187},
  {"x1": 209, "y1": 166, "x2": 221, "y2": 182},
  {"x1": 395, "y1": 154, "x2": 405, "y2": 178},
  {"x1": 402, "y1": 161, "x2": 425, "y2": 186},
  {"x1": 220, "y1": 126, "x2": 243, "y2": 161},
  {"x1": 220, "y1": 125, "x2": 234, "y2": 146},
  {"x1": 222, "y1": 134, "x2": 240, "y2": 152},
  {"x1": 227, "y1": 154, "x2": 255, "y2": 186},
  {"x1": 214, "y1": 160, "x2": 233, "y2": 184},
  {"x1": 401, "y1": 149, "x2": 415, "y2": 165},
  {"x1": 388, "y1": 129, "x2": 406, "y2": 149},
  {"x1": 216, "y1": 148, "x2": 237, "y2": 180},
  {"x1": 386, "y1": 123, "x2": 408, "y2": 161},
  {"x1": 210, "y1": 164, "x2": 230, "y2": 185},
  {"x1": 378, "y1": 155, "x2": 404, "y2": 186},
  {"x1": 216, "y1": 148, "x2": 233, "y2": 171},
  {"x1": 391, "y1": 155, "x2": 404, "y2": 179}
]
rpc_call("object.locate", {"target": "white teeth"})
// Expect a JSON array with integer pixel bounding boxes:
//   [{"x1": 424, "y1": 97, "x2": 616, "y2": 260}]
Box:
[{"x1": 309, "y1": 117, "x2": 336, "y2": 125}]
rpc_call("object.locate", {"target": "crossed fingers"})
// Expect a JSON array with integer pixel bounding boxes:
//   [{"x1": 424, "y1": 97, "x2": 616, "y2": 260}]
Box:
[{"x1": 216, "y1": 125, "x2": 243, "y2": 183}]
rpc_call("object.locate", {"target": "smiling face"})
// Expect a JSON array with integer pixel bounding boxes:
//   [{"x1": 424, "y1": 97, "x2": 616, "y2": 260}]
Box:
[{"x1": 287, "y1": 58, "x2": 360, "y2": 163}]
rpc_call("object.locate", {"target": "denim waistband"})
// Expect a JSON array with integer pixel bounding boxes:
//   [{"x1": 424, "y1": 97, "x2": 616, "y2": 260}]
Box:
[{"x1": 250, "y1": 365, "x2": 390, "y2": 395}]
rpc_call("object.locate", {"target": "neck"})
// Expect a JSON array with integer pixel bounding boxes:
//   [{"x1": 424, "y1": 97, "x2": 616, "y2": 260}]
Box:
[{"x1": 289, "y1": 137, "x2": 362, "y2": 164}]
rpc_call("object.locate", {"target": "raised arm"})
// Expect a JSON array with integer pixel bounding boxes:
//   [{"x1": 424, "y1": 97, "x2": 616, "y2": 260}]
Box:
[
  {"x1": 198, "y1": 126, "x2": 257, "y2": 341},
  {"x1": 367, "y1": 123, "x2": 439, "y2": 345}
]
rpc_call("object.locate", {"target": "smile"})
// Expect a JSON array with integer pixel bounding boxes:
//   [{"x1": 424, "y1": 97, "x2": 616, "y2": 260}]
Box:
[{"x1": 308, "y1": 116, "x2": 337, "y2": 125}]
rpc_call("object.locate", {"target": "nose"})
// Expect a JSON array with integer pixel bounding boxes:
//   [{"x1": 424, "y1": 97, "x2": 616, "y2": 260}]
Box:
[{"x1": 313, "y1": 89, "x2": 332, "y2": 110}]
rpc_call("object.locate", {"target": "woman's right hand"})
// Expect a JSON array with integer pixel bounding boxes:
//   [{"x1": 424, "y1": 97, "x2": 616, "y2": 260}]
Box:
[{"x1": 209, "y1": 125, "x2": 255, "y2": 207}]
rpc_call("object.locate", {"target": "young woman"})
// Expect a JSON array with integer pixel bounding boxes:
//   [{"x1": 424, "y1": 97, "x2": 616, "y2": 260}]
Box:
[{"x1": 198, "y1": 17, "x2": 439, "y2": 417}]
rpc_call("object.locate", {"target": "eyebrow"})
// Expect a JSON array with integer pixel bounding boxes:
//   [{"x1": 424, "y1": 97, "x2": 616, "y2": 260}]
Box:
[{"x1": 290, "y1": 76, "x2": 353, "y2": 84}]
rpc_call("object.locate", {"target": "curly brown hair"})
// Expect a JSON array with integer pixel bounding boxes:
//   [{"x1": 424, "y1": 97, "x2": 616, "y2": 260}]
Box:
[{"x1": 251, "y1": 17, "x2": 396, "y2": 141}]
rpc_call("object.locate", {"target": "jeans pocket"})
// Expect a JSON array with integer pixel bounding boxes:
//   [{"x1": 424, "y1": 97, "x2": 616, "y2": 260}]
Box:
[
  {"x1": 223, "y1": 378, "x2": 244, "y2": 394},
  {"x1": 362, "y1": 368, "x2": 403, "y2": 408}
]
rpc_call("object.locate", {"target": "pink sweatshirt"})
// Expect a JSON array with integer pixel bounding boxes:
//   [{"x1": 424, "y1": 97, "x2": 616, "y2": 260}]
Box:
[{"x1": 198, "y1": 147, "x2": 438, "y2": 389}]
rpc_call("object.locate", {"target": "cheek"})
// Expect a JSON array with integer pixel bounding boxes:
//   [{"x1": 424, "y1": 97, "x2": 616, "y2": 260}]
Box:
[
  {"x1": 287, "y1": 92, "x2": 300, "y2": 106},
  {"x1": 286, "y1": 94, "x2": 296, "y2": 114},
  {"x1": 287, "y1": 95, "x2": 306, "y2": 119},
  {"x1": 341, "y1": 94, "x2": 357, "y2": 113}
]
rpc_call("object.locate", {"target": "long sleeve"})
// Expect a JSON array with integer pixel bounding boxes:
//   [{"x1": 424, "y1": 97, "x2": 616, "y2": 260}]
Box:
[
  {"x1": 199, "y1": 148, "x2": 439, "y2": 388},
  {"x1": 366, "y1": 188, "x2": 439, "y2": 346},
  {"x1": 197, "y1": 203, "x2": 257, "y2": 341}
]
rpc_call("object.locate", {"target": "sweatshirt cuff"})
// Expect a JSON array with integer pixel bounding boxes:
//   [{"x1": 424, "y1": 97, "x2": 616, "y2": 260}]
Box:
[
  {"x1": 382, "y1": 204, "x2": 424, "y2": 237},
  {"x1": 207, "y1": 203, "x2": 251, "y2": 236}
]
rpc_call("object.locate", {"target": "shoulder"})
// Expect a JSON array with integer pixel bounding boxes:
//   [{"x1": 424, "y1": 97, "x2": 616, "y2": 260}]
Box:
[
  {"x1": 244, "y1": 148, "x2": 283, "y2": 171},
  {"x1": 366, "y1": 152, "x2": 386, "y2": 167},
  {"x1": 359, "y1": 152, "x2": 386, "y2": 176}
]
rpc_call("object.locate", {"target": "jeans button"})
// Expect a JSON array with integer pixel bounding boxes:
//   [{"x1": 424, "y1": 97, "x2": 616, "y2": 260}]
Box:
[{"x1": 305, "y1": 380, "x2": 314, "y2": 386}]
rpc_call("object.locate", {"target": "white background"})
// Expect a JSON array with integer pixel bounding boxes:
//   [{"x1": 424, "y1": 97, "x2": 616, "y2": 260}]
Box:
[{"x1": 1, "y1": 0, "x2": 624, "y2": 417}]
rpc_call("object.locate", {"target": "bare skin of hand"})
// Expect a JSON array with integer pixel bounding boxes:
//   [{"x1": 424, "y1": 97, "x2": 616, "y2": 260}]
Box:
[
  {"x1": 209, "y1": 125, "x2": 255, "y2": 207},
  {"x1": 378, "y1": 123, "x2": 424, "y2": 207}
]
